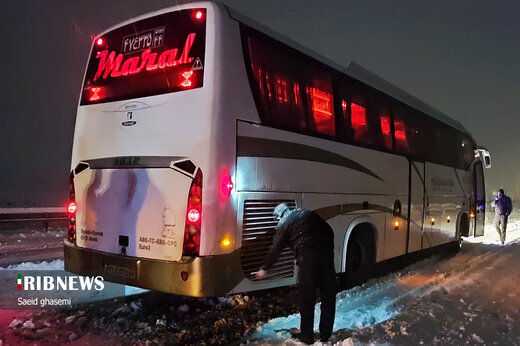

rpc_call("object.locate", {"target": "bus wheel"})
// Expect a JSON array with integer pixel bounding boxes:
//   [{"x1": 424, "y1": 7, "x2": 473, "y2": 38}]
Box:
[{"x1": 344, "y1": 230, "x2": 375, "y2": 287}]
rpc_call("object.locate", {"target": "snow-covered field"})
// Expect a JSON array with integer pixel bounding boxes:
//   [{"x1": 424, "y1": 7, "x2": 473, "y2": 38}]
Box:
[{"x1": 1, "y1": 214, "x2": 520, "y2": 345}]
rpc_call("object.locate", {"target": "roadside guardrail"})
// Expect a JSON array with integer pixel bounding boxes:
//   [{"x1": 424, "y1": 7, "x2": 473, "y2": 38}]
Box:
[{"x1": 0, "y1": 207, "x2": 68, "y2": 231}]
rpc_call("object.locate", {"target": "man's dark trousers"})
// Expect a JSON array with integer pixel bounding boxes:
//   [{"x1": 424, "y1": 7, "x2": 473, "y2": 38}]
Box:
[
  {"x1": 495, "y1": 214, "x2": 508, "y2": 244},
  {"x1": 298, "y1": 246, "x2": 336, "y2": 341}
]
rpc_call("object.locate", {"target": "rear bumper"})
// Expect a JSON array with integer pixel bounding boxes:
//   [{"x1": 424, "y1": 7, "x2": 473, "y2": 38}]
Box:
[{"x1": 63, "y1": 240, "x2": 243, "y2": 297}]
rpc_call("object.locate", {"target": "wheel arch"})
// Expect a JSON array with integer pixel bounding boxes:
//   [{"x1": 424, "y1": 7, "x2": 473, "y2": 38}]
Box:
[{"x1": 341, "y1": 216, "x2": 379, "y2": 273}]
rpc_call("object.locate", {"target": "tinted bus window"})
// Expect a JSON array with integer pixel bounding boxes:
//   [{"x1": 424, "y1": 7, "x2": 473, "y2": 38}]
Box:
[
  {"x1": 459, "y1": 134, "x2": 475, "y2": 169},
  {"x1": 379, "y1": 112, "x2": 393, "y2": 150},
  {"x1": 393, "y1": 106, "x2": 434, "y2": 159},
  {"x1": 394, "y1": 107, "x2": 471, "y2": 168},
  {"x1": 244, "y1": 27, "x2": 335, "y2": 136},
  {"x1": 81, "y1": 9, "x2": 206, "y2": 105},
  {"x1": 338, "y1": 99, "x2": 391, "y2": 150},
  {"x1": 393, "y1": 116, "x2": 410, "y2": 154},
  {"x1": 335, "y1": 78, "x2": 392, "y2": 151},
  {"x1": 350, "y1": 103, "x2": 368, "y2": 142},
  {"x1": 430, "y1": 120, "x2": 457, "y2": 167},
  {"x1": 307, "y1": 86, "x2": 335, "y2": 136}
]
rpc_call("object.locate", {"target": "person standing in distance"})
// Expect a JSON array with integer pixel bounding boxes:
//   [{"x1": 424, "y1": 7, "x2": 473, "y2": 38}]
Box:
[
  {"x1": 255, "y1": 203, "x2": 336, "y2": 344},
  {"x1": 491, "y1": 189, "x2": 512, "y2": 245}
]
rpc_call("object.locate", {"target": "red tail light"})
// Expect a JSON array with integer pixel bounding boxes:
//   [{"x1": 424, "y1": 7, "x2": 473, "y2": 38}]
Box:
[
  {"x1": 183, "y1": 169, "x2": 202, "y2": 256},
  {"x1": 187, "y1": 208, "x2": 200, "y2": 223},
  {"x1": 68, "y1": 172, "x2": 76, "y2": 243},
  {"x1": 89, "y1": 87, "x2": 104, "y2": 101},
  {"x1": 67, "y1": 202, "x2": 77, "y2": 214}
]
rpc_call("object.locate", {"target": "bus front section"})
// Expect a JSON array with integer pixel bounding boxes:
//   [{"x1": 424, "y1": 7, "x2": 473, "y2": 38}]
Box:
[{"x1": 64, "y1": 2, "x2": 242, "y2": 297}]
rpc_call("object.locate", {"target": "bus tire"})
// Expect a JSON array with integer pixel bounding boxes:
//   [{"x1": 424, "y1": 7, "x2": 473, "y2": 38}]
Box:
[
  {"x1": 459, "y1": 213, "x2": 470, "y2": 237},
  {"x1": 344, "y1": 228, "x2": 375, "y2": 288}
]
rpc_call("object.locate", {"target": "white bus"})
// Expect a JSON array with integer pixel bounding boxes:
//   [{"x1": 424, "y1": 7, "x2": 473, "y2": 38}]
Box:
[{"x1": 64, "y1": 1, "x2": 491, "y2": 297}]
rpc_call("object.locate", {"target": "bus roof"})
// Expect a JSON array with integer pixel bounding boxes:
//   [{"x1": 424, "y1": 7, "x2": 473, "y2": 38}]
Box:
[{"x1": 223, "y1": 3, "x2": 472, "y2": 137}]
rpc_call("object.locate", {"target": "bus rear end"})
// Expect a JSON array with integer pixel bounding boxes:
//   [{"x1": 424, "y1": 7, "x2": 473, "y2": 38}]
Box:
[{"x1": 64, "y1": 2, "x2": 243, "y2": 297}]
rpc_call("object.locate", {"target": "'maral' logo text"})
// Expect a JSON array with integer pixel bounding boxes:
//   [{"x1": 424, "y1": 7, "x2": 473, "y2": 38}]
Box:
[{"x1": 93, "y1": 33, "x2": 196, "y2": 81}]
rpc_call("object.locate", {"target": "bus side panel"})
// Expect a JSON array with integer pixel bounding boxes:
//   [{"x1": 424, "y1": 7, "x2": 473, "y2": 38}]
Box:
[
  {"x1": 383, "y1": 194, "x2": 408, "y2": 260},
  {"x1": 301, "y1": 193, "x2": 386, "y2": 270},
  {"x1": 424, "y1": 162, "x2": 464, "y2": 247},
  {"x1": 237, "y1": 121, "x2": 414, "y2": 265},
  {"x1": 236, "y1": 121, "x2": 408, "y2": 196},
  {"x1": 202, "y1": 8, "x2": 259, "y2": 256},
  {"x1": 408, "y1": 161, "x2": 425, "y2": 253}
]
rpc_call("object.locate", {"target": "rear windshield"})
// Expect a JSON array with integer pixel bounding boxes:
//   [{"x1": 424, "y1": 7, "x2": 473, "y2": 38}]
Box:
[{"x1": 80, "y1": 9, "x2": 206, "y2": 105}]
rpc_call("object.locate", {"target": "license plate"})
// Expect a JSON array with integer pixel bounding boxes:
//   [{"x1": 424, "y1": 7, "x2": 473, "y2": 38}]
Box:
[{"x1": 103, "y1": 263, "x2": 137, "y2": 280}]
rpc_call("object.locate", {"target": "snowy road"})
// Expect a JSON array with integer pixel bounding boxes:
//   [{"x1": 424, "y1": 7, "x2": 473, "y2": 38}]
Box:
[
  {"x1": 1, "y1": 214, "x2": 520, "y2": 345},
  {"x1": 0, "y1": 227, "x2": 64, "y2": 266},
  {"x1": 252, "y1": 214, "x2": 520, "y2": 345}
]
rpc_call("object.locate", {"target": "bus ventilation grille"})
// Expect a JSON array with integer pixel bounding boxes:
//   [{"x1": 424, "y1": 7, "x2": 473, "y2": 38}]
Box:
[{"x1": 240, "y1": 200, "x2": 297, "y2": 281}]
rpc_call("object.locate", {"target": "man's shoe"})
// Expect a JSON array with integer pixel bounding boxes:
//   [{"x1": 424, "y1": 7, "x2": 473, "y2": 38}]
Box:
[
  {"x1": 291, "y1": 332, "x2": 314, "y2": 344},
  {"x1": 320, "y1": 336, "x2": 330, "y2": 342}
]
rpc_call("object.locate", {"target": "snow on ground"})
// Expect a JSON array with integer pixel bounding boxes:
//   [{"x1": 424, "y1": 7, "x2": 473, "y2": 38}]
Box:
[
  {"x1": 0, "y1": 227, "x2": 65, "y2": 266},
  {"x1": 3, "y1": 213, "x2": 520, "y2": 344},
  {"x1": 465, "y1": 212, "x2": 520, "y2": 245},
  {"x1": 0, "y1": 259, "x2": 65, "y2": 271},
  {"x1": 0, "y1": 260, "x2": 147, "y2": 298},
  {"x1": 250, "y1": 213, "x2": 520, "y2": 345}
]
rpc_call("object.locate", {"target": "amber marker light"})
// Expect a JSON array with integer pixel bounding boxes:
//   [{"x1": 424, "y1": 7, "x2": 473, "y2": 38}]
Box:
[
  {"x1": 470, "y1": 211, "x2": 475, "y2": 218},
  {"x1": 431, "y1": 217, "x2": 436, "y2": 225},
  {"x1": 221, "y1": 237, "x2": 231, "y2": 248},
  {"x1": 394, "y1": 220, "x2": 399, "y2": 230}
]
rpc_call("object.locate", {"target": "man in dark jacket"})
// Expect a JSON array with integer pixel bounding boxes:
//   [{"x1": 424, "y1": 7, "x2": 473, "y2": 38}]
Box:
[
  {"x1": 255, "y1": 203, "x2": 336, "y2": 344},
  {"x1": 492, "y1": 189, "x2": 512, "y2": 245}
]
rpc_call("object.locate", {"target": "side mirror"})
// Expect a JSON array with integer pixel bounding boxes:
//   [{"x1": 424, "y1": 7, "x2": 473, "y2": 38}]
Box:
[
  {"x1": 483, "y1": 153, "x2": 491, "y2": 168},
  {"x1": 475, "y1": 148, "x2": 491, "y2": 169}
]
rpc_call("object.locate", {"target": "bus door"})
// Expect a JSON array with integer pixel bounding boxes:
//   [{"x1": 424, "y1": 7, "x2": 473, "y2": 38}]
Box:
[
  {"x1": 422, "y1": 164, "x2": 435, "y2": 249},
  {"x1": 474, "y1": 161, "x2": 485, "y2": 237},
  {"x1": 408, "y1": 161, "x2": 425, "y2": 253}
]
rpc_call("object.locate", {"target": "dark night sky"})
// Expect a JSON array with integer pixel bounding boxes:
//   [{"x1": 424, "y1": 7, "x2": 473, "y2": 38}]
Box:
[{"x1": 1, "y1": 0, "x2": 519, "y2": 207}]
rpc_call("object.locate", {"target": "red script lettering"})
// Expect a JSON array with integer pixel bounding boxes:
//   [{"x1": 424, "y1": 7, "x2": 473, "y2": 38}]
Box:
[{"x1": 93, "y1": 33, "x2": 197, "y2": 81}]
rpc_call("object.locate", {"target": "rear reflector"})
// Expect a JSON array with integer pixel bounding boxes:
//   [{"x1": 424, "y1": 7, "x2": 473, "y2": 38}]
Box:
[
  {"x1": 221, "y1": 175, "x2": 233, "y2": 197},
  {"x1": 181, "y1": 271, "x2": 189, "y2": 281}
]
